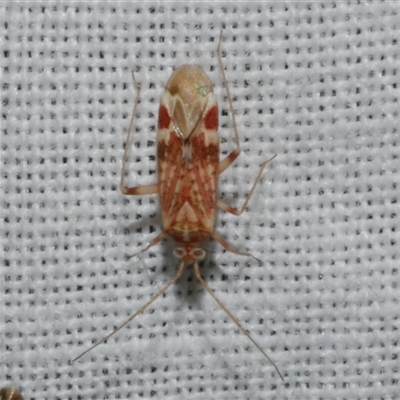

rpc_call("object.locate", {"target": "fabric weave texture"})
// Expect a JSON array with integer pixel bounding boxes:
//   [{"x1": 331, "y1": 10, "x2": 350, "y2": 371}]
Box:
[{"x1": 1, "y1": 2, "x2": 398, "y2": 399}]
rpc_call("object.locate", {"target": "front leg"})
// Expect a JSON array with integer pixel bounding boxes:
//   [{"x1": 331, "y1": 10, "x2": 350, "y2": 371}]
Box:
[{"x1": 120, "y1": 72, "x2": 159, "y2": 197}]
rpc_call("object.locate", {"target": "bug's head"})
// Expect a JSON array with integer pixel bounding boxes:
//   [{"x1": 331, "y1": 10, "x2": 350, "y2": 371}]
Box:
[
  {"x1": 164, "y1": 65, "x2": 215, "y2": 139},
  {"x1": 173, "y1": 246, "x2": 206, "y2": 265}
]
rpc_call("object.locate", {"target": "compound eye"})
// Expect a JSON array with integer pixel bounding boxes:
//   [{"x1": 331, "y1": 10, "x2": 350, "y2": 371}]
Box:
[
  {"x1": 192, "y1": 248, "x2": 205, "y2": 261},
  {"x1": 173, "y1": 247, "x2": 185, "y2": 260}
]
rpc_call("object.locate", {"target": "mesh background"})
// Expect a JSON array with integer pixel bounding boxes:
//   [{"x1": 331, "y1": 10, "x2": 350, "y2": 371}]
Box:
[{"x1": 1, "y1": 2, "x2": 399, "y2": 399}]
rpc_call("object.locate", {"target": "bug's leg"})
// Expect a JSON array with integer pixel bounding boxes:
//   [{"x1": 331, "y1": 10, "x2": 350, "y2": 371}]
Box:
[
  {"x1": 218, "y1": 155, "x2": 276, "y2": 216},
  {"x1": 120, "y1": 73, "x2": 164, "y2": 255},
  {"x1": 121, "y1": 72, "x2": 159, "y2": 196},
  {"x1": 72, "y1": 260, "x2": 186, "y2": 363},
  {"x1": 211, "y1": 230, "x2": 260, "y2": 263},
  {"x1": 127, "y1": 231, "x2": 167, "y2": 259},
  {"x1": 217, "y1": 31, "x2": 242, "y2": 174},
  {"x1": 193, "y1": 261, "x2": 284, "y2": 381},
  {"x1": 216, "y1": 33, "x2": 276, "y2": 213}
]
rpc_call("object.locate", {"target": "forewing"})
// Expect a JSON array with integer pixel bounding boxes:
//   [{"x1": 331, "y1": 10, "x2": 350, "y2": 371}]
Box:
[
  {"x1": 189, "y1": 101, "x2": 219, "y2": 222},
  {"x1": 157, "y1": 103, "x2": 184, "y2": 217}
]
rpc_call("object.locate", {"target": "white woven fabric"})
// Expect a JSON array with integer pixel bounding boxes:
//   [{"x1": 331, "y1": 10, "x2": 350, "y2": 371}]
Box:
[{"x1": 1, "y1": 2, "x2": 398, "y2": 399}]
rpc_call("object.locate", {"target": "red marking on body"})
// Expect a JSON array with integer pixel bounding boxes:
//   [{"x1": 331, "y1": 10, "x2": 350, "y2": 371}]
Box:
[
  {"x1": 204, "y1": 105, "x2": 218, "y2": 130},
  {"x1": 158, "y1": 105, "x2": 171, "y2": 130},
  {"x1": 192, "y1": 142, "x2": 219, "y2": 214}
]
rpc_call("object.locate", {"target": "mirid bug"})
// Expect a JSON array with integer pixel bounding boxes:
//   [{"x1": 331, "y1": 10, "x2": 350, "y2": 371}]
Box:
[{"x1": 73, "y1": 33, "x2": 282, "y2": 380}]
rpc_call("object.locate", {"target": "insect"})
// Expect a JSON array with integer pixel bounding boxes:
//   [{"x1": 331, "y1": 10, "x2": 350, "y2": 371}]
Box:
[
  {"x1": 73, "y1": 33, "x2": 283, "y2": 380},
  {"x1": 0, "y1": 388, "x2": 23, "y2": 400}
]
